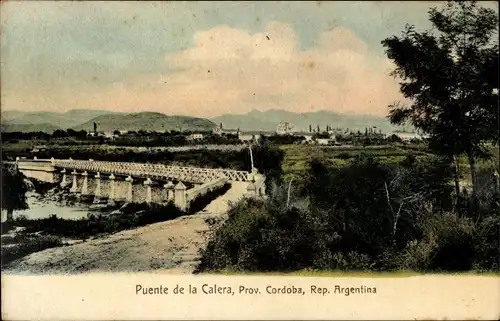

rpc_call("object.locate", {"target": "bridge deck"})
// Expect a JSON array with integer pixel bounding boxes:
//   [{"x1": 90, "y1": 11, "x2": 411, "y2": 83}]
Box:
[{"x1": 13, "y1": 159, "x2": 253, "y2": 184}]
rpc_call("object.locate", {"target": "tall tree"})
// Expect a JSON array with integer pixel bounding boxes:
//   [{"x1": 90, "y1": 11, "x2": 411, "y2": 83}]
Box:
[
  {"x1": 382, "y1": 1, "x2": 499, "y2": 209},
  {"x1": 1, "y1": 164, "x2": 29, "y2": 221}
]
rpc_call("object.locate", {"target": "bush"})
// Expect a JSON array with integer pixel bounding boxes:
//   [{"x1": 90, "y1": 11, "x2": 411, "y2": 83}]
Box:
[
  {"x1": 394, "y1": 213, "x2": 476, "y2": 272},
  {"x1": 336, "y1": 152, "x2": 351, "y2": 160},
  {"x1": 472, "y1": 214, "x2": 500, "y2": 270},
  {"x1": 30, "y1": 180, "x2": 59, "y2": 195},
  {"x1": 8, "y1": 202, "x2": 184, "y2": 240},
  {"x1": 196, "y1": 196, "x2": 332, "y2": 272}
]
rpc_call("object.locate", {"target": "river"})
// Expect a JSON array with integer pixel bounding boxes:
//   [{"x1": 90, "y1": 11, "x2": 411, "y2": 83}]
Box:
[{"x1": 1, "y1": 192, "x2": 93, "y2": 222}]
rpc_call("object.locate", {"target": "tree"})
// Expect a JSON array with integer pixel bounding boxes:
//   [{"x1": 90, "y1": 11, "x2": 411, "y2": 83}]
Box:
[
  {"x1": 1, "y1": 164, "x2": 29, "y2": 221},
  {"x1": 66, "y1": 128, "x2": 77, "y2": 137},
  {"x1": 52, "y1": 129, "x2": 68, "y2": 138},
  {"x1": 252, "y1": 139, "x2": 285, "y2": 190},
  {"x1": 382, "y1": 1, "x2": 499, "y2": 210}
]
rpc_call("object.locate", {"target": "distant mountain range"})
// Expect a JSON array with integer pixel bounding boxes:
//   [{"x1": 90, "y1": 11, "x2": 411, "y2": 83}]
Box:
[
  {"x1": 211, "y1": 109, "x2": 405, "y2": 133},
  {"x1": 1, "y1": 108, "x2": 407, "y2": 134},
  {"x1": 1, "y1": 109, "x2": 216, "y2": 133}
]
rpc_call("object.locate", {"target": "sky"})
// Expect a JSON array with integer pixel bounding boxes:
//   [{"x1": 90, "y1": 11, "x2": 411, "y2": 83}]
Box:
[{"x1": 1, "y1": 1, "x2": 498, "y2": 118}]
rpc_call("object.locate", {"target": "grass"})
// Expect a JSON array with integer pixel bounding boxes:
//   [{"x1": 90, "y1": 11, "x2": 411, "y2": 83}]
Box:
[
  {"x1": 1, "y1": 234, "x2": 64, "y2": 267},
  {"x1": 207, "y1": 269, "x2": 500, "y2": 278},
  {"x1": 280, "y1": 144, "x2": 500, "y2": 182},
  {"x1": 280, "y1": 144, "x2": 430, "y2": 179}
]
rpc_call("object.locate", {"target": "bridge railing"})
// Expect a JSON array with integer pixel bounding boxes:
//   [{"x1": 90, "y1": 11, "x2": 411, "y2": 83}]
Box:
[{"x1": 48, "y1": 159, "x2": 252, "y2": 183}]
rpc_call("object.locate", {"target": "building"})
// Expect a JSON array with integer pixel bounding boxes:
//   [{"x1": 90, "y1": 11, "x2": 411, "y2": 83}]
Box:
[
  {"x1": 31, "y1": 145, "x2": 48, "y2": 153},
  {"x1": 103, "y1": 131, "x2": 115, "y2": 138},
  {"x1": 316, "y1": 138, "x2": 331, "y2": 145},
  {"x1": 239, "y1": 132, "x2": 261, "y2": 143},
  {"x1": 212, "y1": 127, "x2": 224, "y2": 135},
  {"x1": 276, "y1": 121, "x2": 293, "y2": 135},
  {"x1": 187, "y1": 133, "x2": 204, "y2": 141},
  {"x1": 393, "y1": 132, "x2": 426, "y2": 142}
]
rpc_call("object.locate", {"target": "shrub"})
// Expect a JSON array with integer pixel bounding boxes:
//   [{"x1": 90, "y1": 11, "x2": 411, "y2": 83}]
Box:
[
  {"x1": 196, "y1": 196, "x2": 331, "y2": 272},
  {"x1": 472, "y1": 214, "x2": 500, "y2": 270},
  {"x1": 30, "y1": 180, "x2": 58, "y2": 195},
  {"x1": 197, "y1": 155, "x2": 500, "y2": 273},
  {"x1": 415, "y1": 213, "x2": 476, "y2": 272},
  {"x1": 336, "y1": 152, "x2": 351, "y2": 160}
]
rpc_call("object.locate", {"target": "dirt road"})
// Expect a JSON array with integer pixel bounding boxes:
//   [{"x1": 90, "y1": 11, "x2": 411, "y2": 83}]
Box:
[{"x1": 4, "y1": 182, "x2": 248, "y2": 275}]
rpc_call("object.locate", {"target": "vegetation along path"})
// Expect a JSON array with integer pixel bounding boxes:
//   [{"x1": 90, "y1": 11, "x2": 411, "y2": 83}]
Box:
[{"x1": 3, "y1": 182, "x2": 249, "y2": 275}]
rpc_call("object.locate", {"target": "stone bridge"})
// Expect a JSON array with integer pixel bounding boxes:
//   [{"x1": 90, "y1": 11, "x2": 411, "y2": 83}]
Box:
[{"x1": 10, "y1": 157, "x2": 266, "y2": 211}]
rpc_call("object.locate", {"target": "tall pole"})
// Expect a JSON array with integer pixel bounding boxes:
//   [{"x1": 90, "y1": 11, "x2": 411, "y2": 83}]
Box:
[
  {"x1": 249, "y1": 144, "x2": 254, "y2": 172},
  {"x1": 286, "y1": 178, "x2": 294, "y2": 209},
  {"x1": 496, "y1": 87, "x2": 499, "y2": 179},
  {"x1": 493, "y1": 87, "x2": 499, "y2": 183}
]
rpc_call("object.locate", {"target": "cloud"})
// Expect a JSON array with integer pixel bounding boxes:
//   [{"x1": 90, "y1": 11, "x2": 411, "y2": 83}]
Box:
[{"x1": 3, "y1": 21, "x2": 403, "y2": 117}]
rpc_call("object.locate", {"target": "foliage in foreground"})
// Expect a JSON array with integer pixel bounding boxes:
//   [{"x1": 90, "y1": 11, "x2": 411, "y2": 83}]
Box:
[
  {"x1": 382, "y1": 1, "x2": 498, "y2": 204},
  {"x1": 1, "y1": 163, "x2": 29, "y2": 220},
  {"x1": 196, "y1": 157, "x2": 499, "y2": 273}
]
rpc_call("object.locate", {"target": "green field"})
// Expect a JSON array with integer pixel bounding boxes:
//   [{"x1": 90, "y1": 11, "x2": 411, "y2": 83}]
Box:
[{"x1": 280, "y1": 144, "x2": 499, "y2": 182}]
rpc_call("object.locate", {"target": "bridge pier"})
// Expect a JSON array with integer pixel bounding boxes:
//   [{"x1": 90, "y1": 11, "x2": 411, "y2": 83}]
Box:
[
  {"x1": 144, "y1": 178, "x2": 153, "y2": 204},
  {"x1": 174, "y1": 181, "x2": 187, "y2": 211},
  {"x1": 70, "y1": 171, "x2": 78, "y2": 193},
  {"x1": 246, "y1": 182, "x2": 257, "y2": 197},
  {"x1": 125, "y1": 175, "x2": 134, "y2": 203},
  {"x1": 60, "y1": 169, "x2": 68, "y2": 188},
  {"x1": 93, "y1": 172, "x2": 101, "y2": 203},
  {"x1": 81, "y1": 171, "x2": 89, "y2": 195},
  {"x1": 164, "y1": 181, "x2": 175, "y2": 202},
  {"x1": 108, "y1": 174, "x2": 116, "y2": 203}
]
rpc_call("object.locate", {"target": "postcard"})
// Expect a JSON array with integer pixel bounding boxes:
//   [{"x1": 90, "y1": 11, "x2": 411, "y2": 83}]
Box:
[{"x1": 1, "y1": 1, "x2": 499, "y2": 320}]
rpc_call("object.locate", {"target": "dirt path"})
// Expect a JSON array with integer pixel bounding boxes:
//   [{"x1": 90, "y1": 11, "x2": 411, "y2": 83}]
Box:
[{"x1": 3, "y1": 182, "x2": 249, "y2": 275}]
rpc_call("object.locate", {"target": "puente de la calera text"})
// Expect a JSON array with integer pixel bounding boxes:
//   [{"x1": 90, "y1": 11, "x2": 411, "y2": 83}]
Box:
[{"x1": 12, "y1": 157, "x2": 266, "y2": 211}]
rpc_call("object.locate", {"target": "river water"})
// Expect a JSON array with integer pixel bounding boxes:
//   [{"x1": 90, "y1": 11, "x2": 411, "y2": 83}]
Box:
[{"x1": 1, "y1": 192, "x2": 91, "y2": 222}]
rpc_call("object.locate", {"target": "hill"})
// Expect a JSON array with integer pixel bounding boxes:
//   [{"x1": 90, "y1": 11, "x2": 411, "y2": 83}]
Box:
[
  {"x1": 74, "y1": 112, "x2": 217, "y2": 132},
  {"x1": 211, "y1": 109, "x2": 408, "y2": 134},
  {"x1": 1, "y1": 109, "x2": 121, "y2": 129},
  {"x1": 0, "y1": 122, "x2": 61, "y2": 134}
]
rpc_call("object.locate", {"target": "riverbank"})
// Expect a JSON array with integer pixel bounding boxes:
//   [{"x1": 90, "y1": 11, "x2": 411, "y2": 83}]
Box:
[
  {"x1": 1, "y1": 182, "x2": 247, "y2": 273},
  {"x1": 3, "y1": 210, "x2": 227, "y2": 274}
]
